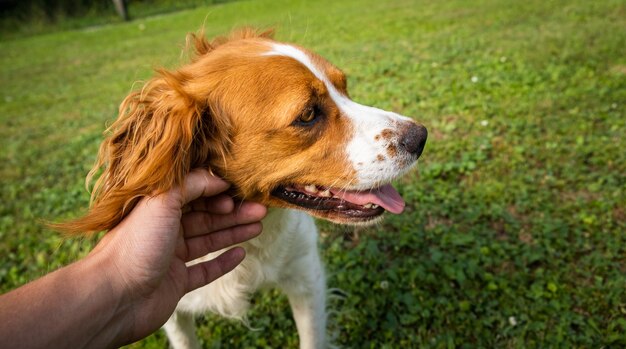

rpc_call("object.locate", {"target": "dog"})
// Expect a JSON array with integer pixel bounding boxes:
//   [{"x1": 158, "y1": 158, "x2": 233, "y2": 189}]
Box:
[{"x1": 64, "y1": 28, "x2": 427, "y2": 349}]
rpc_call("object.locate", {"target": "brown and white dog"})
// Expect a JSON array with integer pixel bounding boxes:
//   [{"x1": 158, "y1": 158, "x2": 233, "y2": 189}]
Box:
[{"x1": 66, "y1": 29, "x2": 427, "y2": 349}]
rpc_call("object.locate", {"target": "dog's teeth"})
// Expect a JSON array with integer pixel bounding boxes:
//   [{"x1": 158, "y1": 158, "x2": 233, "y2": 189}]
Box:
[
  {"x1": 304, "y1": 184, "x2": 318, "y2": 193},
  {"x1": 372, "y1": 204, "x2": 379, "y2": 209},
  {"x1": 319, "y1": 189, "x2": 331, "y2": 197},
  {"x1": 363, "y1": 203, "x2": 373, "y2": 209}
]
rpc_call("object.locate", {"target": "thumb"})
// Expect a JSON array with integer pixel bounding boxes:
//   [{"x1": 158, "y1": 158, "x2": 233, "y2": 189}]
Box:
[{"x1": 180, "y1": 169, "x2": 231, "y2": 205}]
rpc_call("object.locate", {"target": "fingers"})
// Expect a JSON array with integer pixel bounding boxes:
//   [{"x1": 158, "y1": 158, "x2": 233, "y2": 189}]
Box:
[
  {"x1": 182, "y1": 201, "x2": 267, "y2": 238},
  {"x1": 186, "y1": 247, "x2": 246, "y2": 292},
  {"x1": 184, "y1": 222, "x2": 262, "y2": 262},
  {"x1": 180, "y1": 169, "x2": 231, "y2": 205}
]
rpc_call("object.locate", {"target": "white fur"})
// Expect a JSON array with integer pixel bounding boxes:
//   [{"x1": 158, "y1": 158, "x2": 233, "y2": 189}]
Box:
[
  {"x1": 264, "y1": 43, "x2": 415, "y2": 189},
  {"x1": 164, "y1": 208, "x2": 327, "y2": 349}
]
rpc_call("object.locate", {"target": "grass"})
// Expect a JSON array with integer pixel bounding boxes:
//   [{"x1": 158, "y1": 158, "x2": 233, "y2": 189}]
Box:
[
  {"x1": 1, "y1": 0, "x2": 625, "y2": 347},
  {"x1": 0, "y1": 0, "x2": 234, "y2": 41}
]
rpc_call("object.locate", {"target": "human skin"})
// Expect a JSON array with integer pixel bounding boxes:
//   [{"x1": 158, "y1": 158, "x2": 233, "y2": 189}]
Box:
[{"x1": 0, "y1": 169, "x2": 267, "y2": 348}]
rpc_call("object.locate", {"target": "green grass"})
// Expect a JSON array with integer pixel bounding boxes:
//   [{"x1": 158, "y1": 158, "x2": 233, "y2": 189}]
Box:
[
  {"x1": 1, "y1": 0, "x2": 625, "y2": 347},
  {"x1": 0, "y1": 0, "x2": 235, "y2": 41}
]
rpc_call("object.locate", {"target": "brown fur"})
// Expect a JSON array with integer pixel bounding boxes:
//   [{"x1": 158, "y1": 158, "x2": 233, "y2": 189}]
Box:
[{"x1": 57, "y1": 28, "x2": 357, "y2": 234}]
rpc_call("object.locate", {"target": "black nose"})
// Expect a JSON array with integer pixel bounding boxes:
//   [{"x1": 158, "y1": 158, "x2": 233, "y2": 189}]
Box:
[{"x1": 400, "y1": 123, "x2": 428, "y2": 158}]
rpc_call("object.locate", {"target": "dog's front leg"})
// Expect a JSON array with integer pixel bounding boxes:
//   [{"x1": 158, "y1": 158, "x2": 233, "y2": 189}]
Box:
[
  {"x1": 280, "y1": 249, "x2": 328, "y2": 349},
  {"x1": 163, "y1": 310, "x2": 201, "y2": 349}
]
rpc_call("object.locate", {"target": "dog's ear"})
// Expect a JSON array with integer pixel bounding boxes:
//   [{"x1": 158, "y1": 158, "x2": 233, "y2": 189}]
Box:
[{"x1": 55, "y1": 68, "x2": 230, "y2": 235}]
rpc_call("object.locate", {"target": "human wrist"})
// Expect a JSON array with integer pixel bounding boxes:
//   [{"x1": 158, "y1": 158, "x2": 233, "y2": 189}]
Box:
[
  {"x1": 76, "y1": 248, "x2": 136, "y2": 347},
  {"x1": 0, "y1": 248, "x2": 136, "y2": 349}
]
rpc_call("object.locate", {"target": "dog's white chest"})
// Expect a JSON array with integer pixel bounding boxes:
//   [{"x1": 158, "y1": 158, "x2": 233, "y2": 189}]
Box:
[{"x1": 176, "y1": 208, "x2": 319, "y2": 318}]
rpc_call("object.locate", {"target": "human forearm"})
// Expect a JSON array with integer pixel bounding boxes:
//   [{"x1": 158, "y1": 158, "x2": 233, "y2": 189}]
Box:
[
  {"x1": 0, "y1": 171, "x2": 266, "y2": 348},
  {"x1": 0, "y1": 251, "x2": 131, "y2": 349}
]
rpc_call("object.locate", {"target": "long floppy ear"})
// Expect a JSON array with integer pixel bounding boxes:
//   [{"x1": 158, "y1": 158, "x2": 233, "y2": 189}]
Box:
[{"x1": 56, "y1": 67, "x2": 229, "y2": 235}]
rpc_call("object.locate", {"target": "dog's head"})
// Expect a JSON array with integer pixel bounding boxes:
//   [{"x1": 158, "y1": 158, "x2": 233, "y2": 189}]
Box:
[{"x1": 62, "y1": 29, "x2": 427, "y2": 233}]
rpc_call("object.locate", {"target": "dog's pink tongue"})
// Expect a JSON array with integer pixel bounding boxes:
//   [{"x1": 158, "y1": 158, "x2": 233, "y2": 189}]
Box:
[{"x1": 331, "y1": 184, "x2": 405, "y2": 214}]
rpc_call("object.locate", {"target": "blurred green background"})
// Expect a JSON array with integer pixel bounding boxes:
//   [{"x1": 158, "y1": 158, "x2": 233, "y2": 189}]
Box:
[{"x1": 1, "y1": 0, "x2": 625, "y2": 347}]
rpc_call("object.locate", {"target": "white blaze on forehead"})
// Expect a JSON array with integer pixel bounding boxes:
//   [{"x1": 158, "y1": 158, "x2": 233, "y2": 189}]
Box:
[{"x1": 263, "y1": 43, "x2": 414, "y2": 188}]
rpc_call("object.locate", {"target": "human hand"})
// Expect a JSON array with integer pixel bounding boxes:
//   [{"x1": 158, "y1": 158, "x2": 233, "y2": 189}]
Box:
[{"x1": 88, "y1": 169, "x2": 267, "y2": 344}]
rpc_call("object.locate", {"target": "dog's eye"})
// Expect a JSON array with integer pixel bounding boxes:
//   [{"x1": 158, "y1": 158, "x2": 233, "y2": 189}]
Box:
[
  {"x1": 298, "y1": 108, "x2": 316, "y2": 124},
  {"x1": 293, "y1": 107, "x2": 319, "y2": 126}
]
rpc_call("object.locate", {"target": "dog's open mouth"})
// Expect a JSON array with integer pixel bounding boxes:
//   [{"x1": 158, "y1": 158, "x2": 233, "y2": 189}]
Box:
[{"x1": 271, "y1": 183, "x2": 405, "y2": 221}]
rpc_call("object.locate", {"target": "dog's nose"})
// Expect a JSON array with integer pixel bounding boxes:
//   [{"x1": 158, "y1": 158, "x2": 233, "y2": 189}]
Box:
[{"x1": 400, "y1": 123, "x2": 428, "y2": 158}]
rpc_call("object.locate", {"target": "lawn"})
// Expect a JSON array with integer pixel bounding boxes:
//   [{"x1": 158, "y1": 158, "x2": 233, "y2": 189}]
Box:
[{"x1": 1, "y1": 0, "x2": 625, "y2": 347}]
